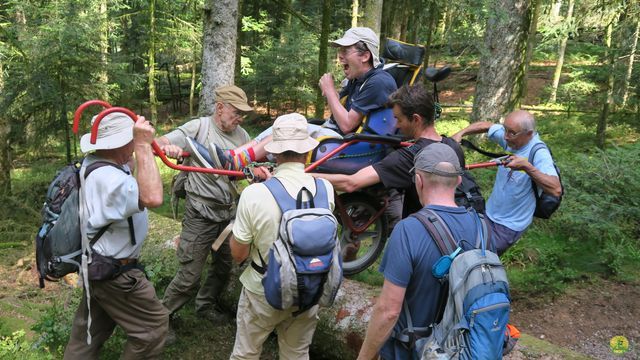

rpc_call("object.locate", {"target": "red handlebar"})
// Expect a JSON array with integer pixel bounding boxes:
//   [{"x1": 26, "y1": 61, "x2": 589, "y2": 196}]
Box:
[{"x1": 74, "y1": 100, "x2": 245, "y2": 177}]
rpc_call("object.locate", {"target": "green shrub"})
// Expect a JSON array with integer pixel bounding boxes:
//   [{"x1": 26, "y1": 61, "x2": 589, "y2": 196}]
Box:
[
  {"x1": 0, "y1": 330, "x2": 54, "y2": 360},
  {"x1": 31, "y1": 294, "x2": 79, "y2": 356}
]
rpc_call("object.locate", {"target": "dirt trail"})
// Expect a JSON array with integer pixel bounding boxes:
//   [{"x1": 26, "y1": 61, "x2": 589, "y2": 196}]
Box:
[{"x1": 510, "y1": 279, "x2": 640, "y2": 360}]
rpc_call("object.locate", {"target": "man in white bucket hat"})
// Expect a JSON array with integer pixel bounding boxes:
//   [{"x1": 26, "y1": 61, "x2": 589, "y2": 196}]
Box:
[
  {"x1": 229, "y1": 113, "x2": 335, "y2": 359},
  {"x1": 65, "y1": 112, "x2": 168, "y2": 359}
]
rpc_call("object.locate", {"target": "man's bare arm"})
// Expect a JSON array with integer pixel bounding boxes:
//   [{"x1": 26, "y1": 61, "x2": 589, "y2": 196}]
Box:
[{"x1": 311, "y1": 165, "x2": 380, "y2": 193}]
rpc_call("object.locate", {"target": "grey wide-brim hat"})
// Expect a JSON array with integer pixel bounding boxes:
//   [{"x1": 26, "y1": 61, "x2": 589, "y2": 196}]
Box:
[
  {"x1": 264, "y1": 113, "x2": 319, "y2": 154},
  {"x1": 80, "y1": 112, "x2": 134, "y2": 153},
  {"x1": 331, "y1": 27, "x2": 381, "y2": 68},
  {"x1": 412, "y1": 143, "x2": 463, "y2": 177}
]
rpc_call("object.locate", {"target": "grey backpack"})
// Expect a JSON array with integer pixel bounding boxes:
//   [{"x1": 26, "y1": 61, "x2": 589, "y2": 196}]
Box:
[
  {"x1": 399, "y1": 209, "x2": 511, "y2": 359},
  {"x1": 34, "y1": 161, "x2": 127, "y2": 288}
]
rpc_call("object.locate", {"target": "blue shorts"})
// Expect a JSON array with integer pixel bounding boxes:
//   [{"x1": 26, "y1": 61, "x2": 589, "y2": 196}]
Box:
[{"x1": 488, "y1": 217, "x2": 525, "y2": 255}]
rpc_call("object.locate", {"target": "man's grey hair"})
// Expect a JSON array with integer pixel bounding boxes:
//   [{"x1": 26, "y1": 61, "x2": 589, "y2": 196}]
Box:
[{"x1": 519, "y1": 111, "x2": 536, "y2": 132}]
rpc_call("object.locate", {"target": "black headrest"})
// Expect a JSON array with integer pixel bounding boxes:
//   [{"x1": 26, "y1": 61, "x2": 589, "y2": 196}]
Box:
[{"x1": 382, "y1": 38, "x2": 426, "y2": 66}]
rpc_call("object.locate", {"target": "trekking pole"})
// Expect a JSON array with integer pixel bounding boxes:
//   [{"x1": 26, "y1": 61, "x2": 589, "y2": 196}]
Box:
[{"x1": 85, "y1": 105, "x2": 246, "y2": 178}]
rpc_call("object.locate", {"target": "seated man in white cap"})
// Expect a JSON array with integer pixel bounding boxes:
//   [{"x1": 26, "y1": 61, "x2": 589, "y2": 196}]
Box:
[
  {"x1": 64, "y1": 112, "x2": 168, "y2": 359},
  {"x1": 191, "y1": 27, "x2": 397, "y2": 172},
  {"x1": 228, "y1": 113, "x2": 335, "y2": 359}
]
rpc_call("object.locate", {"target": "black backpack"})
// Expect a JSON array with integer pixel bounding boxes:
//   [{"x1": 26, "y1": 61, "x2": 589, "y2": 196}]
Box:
[
  {"x1": 529, "y1": 143, "x2": 563, "y2": 219},
  {"x1": 455, "y1": 170, "x2": 485, "y2": 214},
  {"x1": 35, "y1": 160, "x2": 123, "y2": 288}
]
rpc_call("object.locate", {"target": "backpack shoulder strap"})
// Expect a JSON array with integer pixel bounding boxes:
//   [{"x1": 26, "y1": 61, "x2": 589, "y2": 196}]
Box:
[
  {"x1": 411, "y1": 208, "x2": 458, "y2": 256},
  {"x1": 528, "y1": 142, "x2": 549, "y2": 165},
  {"x1": 84, "y1": 160, "x2": 125, "y2": 179},
  {"x1": 196, "y1": 117, "x2": 210, "y2": 144},
  {"x1": 311, "y1": 178, "x2": 330, "y2": 209},
  {"x1": 263, "y1": 178, "x2": 296, "y2": 213}
]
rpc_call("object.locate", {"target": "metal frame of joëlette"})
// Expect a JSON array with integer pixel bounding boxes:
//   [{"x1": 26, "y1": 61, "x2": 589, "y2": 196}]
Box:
[{"x1": 73, "y1": 100, "x2": 501, "y2": 178}]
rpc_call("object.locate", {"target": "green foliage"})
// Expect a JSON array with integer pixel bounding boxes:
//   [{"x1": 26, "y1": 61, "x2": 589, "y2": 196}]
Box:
[
  {"x1": 554, "y1": 144, "x2": 640, "y2": 246},
  {"x1": 0, "y1": 330, "x2": 54, "y2": 360},
  {"x1": 31, "y1": 296, "x2": 78, "y2": 356}
]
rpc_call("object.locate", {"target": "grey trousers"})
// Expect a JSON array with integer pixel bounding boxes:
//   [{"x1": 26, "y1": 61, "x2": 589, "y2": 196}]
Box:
[
  {"x1": 64, "y1": 269, "x2": 169, "y2": 360},
  {"x1": 162, "y1": 200, "x2": 231, "y2": 315}
]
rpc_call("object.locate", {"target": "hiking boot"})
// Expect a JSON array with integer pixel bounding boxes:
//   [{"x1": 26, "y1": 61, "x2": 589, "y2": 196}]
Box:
[
  {"x1": 207, "y1": 142, "x2": 233, "y2": 169},
  {"x1": 185, "y1": 137, "x2": 214, "y2": 168},
  {"x1": 165, "y1": 324, "x2": 177, "y2": 346},
  {"x1": 197, "y1": 308, "x2": 234, "y2": 327}
]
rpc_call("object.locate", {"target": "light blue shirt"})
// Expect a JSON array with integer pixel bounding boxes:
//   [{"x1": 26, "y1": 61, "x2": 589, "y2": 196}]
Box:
[{"x1": 486, "y1": 124, "x2": 558, "y2": 231}]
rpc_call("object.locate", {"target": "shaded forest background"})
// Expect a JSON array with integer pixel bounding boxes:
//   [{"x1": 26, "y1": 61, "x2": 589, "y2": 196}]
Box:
[{"x1": 0, "y1": 0, "x2": 639, "y2": 358}]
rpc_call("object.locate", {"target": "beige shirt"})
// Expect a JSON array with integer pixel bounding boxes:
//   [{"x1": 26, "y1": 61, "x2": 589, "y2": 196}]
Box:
[
  {"x1": 233, "y1": 162, "x2": 335, "y2": 295},
  {"x1": 163, "y1": 115, "x2": 250, "y2": 221}
]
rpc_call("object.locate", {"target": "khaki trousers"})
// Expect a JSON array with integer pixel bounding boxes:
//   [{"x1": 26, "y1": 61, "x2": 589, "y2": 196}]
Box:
[
  {"x1": 162, "y1": 199, "x2": 231, "y2": 314},
  {"x1": 64, "y1": 269, "x2": 169, "y2": 360},
  {"x1": 230, "y1": 287, "x2": 319, "y2": 360}
]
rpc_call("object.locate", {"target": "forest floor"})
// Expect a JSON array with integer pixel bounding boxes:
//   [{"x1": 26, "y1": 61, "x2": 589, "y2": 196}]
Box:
[{"x1": 1, "y1": 248, "x2": 638, "y2": 359}]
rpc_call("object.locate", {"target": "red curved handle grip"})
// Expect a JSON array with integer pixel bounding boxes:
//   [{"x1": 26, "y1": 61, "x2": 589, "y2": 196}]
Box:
[
  {"x1": 90, "y1": 107, "x2": 139, "y2": 144},
  {"x1": 73, "y1": 100, "x2": 112, "y2": 135}
]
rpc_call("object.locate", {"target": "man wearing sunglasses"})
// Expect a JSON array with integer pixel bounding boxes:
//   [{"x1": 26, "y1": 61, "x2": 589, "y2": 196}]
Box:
[
  {"x1": 155, "y1": 85, "x2": 253, "y2": 341},
  {"x1": 451, "y1": 110, "x2": 562, "y2": 254}
]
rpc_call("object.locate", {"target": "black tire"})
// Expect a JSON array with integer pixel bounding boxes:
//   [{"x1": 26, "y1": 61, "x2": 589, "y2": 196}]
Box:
[{"x1": 335, "y1": 192, "x2": 389, "y2": 276}]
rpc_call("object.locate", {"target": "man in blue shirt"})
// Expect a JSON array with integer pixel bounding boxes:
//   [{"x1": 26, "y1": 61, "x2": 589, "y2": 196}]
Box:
[
  {"x1": 200, "y1": 27, "x2": 398, "y2": 171},
  {"x1": 451, "y1": 110, "x2": 562, "y2": 254},
  {"x1": 319, "y1": 27, "x2": 398, "y2": 135},
  {"x1": 357, "y1": 143, "x2": 486, "y2": 360}
]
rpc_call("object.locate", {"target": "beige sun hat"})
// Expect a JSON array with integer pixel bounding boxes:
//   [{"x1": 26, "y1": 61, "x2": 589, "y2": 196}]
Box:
[
  {"x1": 215, "y1": 85, "x2": 253, "y2": 112},
  {"x1": 80, "y1": 112, "x2": 134, "y2": 153},
  {"x1": 331, "y1": 27, "x2": 381, "y2": 68},
  {"x1": 264, "y1": 113, "x2": 319, "y2": 154}
]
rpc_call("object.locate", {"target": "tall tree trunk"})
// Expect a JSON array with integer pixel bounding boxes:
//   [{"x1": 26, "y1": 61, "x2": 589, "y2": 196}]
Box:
[
  {"x1": 597, "y1": 22, "x2": 615, "y2": 149},
  {"x1": 422, "y1": 0, "x2": 437, "y2": 69},
  {"x1": 148, "y1": 0, "x2": 158, "y2": 123},
  {"x1": 98, "y1": 0, "x2": 109, "y2": 101},
  {"x1": 438, "y1": 3, "x2": 449, "y2": 45},
  {"x1": 234, "y1": 0, "x2": 244, "y2": 84},
  {"x1": 471, "y1": 0, "x2": 531, "y2": 122},
  {"x1": 520, "y1": 0, "x2": 541, "y2": 104},
  {"x1": 0, "y1": 63, "x2": 10, "y2": 196},
  {"x1": 551, "y1": 0, "x2": 563, "y2": 19},
  {"x1": 352, "y1": 0, "x2": 359, "y2": 27},
  {"x1": 190, "y1": 52, "x2": 198, "y2": 118},
  {"x1": 189, "y1": 0, "x2": 199, "y2": 118},
  {"x1": 199, "y1": 0, "x2": 238, "y2": 116},
  {"x1": 361, "y1": 0, "x2": 384, "y2": 35},
  {"x1": 621, "y1": 18, "x2": 639, "y2": 108},
  {"x1": 315, "y1": 0, "x2": 333, "y2": 119},
  {"x1": 549, "y1": 0, "x2": 574, "y2": 103}
]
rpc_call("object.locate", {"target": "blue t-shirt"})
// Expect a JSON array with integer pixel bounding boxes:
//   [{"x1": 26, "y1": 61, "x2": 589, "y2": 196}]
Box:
[
  {"x1": 324, "y1": 65, "x2": 397, "y2": 135},
  {"x1": 378, "y1": 205, "x2": 485, "y2": 360},
  {"x1": 486, "y1": 124, "x2": 558, "y2": 231}
]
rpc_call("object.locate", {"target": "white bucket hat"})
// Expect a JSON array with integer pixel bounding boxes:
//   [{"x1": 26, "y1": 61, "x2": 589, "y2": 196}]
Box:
[
  {"x1": 264, "y1": 113, "x2": 319, "y2": 154},
  {"x1": 80, "y1": 112, "x2": 134, "y2": 153}
]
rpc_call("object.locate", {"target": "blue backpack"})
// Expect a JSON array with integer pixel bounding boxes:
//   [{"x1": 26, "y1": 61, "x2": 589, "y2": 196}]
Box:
[
  {"x1": 399, "y1": 209, "x2": 510, "y2": 360},
  {"x1": 251, "y1": 178, "x2": 342, "y2": 313}
]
